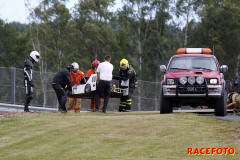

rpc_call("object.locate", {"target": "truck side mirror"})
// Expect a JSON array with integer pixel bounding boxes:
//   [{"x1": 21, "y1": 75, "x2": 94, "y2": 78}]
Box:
[
  {"x1": 220, "y1": 65, "x2": 228, "y2": 73},
  {"x1": 160, "y1": 65, "x2": 166, "y2": 73}
]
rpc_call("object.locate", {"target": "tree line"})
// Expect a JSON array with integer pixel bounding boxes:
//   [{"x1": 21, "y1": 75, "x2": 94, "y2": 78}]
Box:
[{"x1": 1, "y1": 0, "x2": 240, "y2": 82}]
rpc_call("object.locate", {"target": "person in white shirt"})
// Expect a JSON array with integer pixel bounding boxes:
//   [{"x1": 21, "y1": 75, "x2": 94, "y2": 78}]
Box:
[{"x1": 94, "y1": 55, "x2": 113, "y2": 113}]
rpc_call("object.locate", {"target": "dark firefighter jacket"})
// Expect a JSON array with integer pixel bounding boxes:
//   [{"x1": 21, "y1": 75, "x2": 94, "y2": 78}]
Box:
[
  {"x1": 52, "y1": 67, "x2": 72, "y2": 91},
  {"x1": 119, "y1": 65, "x2": 137, "y2": 87}
]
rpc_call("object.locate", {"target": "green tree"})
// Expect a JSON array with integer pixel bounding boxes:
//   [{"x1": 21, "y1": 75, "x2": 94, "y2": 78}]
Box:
[
  {"x1": 175, "y1": 0, "x2": 201, "y2": 47},
  {"x1": 25, "y1": 0, "x2": 72, "y2": 107},
  {"x1": 117, "y1": 0, "x2": 176, "y2": 110},
  {"x1": 74, "y1": 0, "x2": 119, "y2": 66},
  {"x1": 0, "y1": 19, "x2": 29, "y2": 68},
  {"x1": 188, "y1": 0, "x2": 240, "y2": 79}
]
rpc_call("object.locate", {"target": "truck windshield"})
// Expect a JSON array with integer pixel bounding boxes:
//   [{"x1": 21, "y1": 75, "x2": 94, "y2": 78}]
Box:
[{"x1": 168, "y1": 57, "x2": 218, "y2": 71}]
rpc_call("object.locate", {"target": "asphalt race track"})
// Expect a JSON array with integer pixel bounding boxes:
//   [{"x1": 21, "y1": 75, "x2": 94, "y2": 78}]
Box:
[{"x1": 0, "y1": 103, "x2": 239, "y2": 122}]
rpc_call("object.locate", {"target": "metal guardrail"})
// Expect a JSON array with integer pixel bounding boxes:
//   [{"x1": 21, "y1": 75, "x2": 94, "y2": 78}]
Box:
[
  {"x1": 0, "y1": 103, "x2": 58, "y2": 112},
  {"x1": 0, "y1": 103, "x2": 92, "y2": 113},
  {"x1": 0, "y1": 102, "x2": 234, "y2": 114}
]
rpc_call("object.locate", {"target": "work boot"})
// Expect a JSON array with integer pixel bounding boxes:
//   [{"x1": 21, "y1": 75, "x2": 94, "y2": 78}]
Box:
[
  {"x1": 119, "y1": 106, "x2": 128, "y2": 112},
  {"x1": 24, "y1": 109, "x2": 31, "y2": 112},
  {"x1": 59, "y1": 108, "x2": 67, "y2": 113},
  {"x1": 61, "y1": 110, "x2": 67, "y2": 113},
  {"x1": 92, "y1": 109, "x2": 100, "y2": 112},
  {"x1": 126, "y1": 105, "x2": 131, "y2": 110},
  {"x1": 102, "y1": 108, "x2": 107, "y2": 113},
  {"x1": 75, "y1": 107, "x2": 80, "y2": 113},
  {"x1": 67, "y1": 108, "x2": 75, "y2": 113},
  {"x1": 118, "y1": 106, "x2": 123, "y2": 112}
]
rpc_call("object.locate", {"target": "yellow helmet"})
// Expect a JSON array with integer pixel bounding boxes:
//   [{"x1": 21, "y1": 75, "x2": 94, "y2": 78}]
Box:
[{"x1": 120, "y1": 59, "x2": 129, "y2": 68}]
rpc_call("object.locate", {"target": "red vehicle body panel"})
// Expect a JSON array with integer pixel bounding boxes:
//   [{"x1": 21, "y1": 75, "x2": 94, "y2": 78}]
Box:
[{"x1": 163, "y1": 54, "x2": 222, "y2": 85}]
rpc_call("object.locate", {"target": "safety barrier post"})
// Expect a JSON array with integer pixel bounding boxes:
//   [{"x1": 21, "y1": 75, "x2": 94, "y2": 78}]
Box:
[{"x1": 11, "y1": 67, "x2": 16, "y2": 104}]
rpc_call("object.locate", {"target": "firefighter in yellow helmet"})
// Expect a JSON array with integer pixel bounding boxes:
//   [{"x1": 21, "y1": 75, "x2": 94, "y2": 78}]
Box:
[{"x1": 119, "y1": 59, "x2": 138, "y2": 112}]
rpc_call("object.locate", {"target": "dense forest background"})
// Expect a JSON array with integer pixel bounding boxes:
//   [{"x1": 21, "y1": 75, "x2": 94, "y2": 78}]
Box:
[{"x1": 1, "y1": 0, "x2": 240, "y2": 82}]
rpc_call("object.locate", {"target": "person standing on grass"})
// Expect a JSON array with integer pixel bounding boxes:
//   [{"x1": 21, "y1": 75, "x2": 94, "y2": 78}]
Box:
[
  {"x1": 118, "y1": 58, "x2": 138, "y2": 112},
  {"x1": 86, "y1": 60, "x2": 102, "y2": 111},
  {"x1": 52, "y1": 65, "x2": 73, "y2": 113},
  {"x1": 23, "y1": 51, "x2": 40, "y2": 112},
  {"x1": 94, "y1": 55, "x2": 113, "y2": 113},
  {"x1": 68, "y1": 62, "x2": 85, "y2": 113}
]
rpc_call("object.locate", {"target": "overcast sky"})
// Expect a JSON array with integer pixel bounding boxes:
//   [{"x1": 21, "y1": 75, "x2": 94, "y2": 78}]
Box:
[{"x1": 0, "y1": 0, "x2": 121, "y2": 24}]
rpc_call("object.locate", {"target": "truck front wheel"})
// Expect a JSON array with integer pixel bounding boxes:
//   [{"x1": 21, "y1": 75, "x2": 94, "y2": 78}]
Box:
[
  {"x1": 160, "y1": 89, "x2": 173, "y2": 114},
  {"x1": 214, "y1": 90, "x2": 227, "y2": 116}
]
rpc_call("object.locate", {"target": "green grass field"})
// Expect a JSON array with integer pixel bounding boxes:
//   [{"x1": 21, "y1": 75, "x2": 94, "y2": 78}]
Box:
[{"x1": 0, "y1": 112, "x2": 239, "y2": 160}]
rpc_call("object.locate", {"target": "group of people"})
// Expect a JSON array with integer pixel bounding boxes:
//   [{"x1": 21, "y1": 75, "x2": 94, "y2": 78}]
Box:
[{"x1": 23, "y1": 52, "x2": 137, "y2": 113}]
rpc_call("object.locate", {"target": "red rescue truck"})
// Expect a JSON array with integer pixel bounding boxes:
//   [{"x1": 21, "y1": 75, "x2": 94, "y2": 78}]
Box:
[{"x1": 160, "y1": 48, "x2": 228, "y2": 116}]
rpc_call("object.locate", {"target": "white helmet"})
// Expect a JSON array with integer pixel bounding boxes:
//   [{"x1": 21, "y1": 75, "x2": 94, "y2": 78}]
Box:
[
  {"x1": 72, "y1": 62, "x2": 79, "y2": 69},
  {"x1": 30, "y1": 51, "x2": 40, "y2": 63}
]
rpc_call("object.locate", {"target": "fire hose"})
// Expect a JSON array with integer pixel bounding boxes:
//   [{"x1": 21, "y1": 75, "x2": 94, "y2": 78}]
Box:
[{"x1": 227, "y1": 102, "x2": 237, "y2": 108}]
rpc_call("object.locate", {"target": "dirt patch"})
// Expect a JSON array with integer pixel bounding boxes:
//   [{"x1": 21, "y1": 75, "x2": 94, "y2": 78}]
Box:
[
  {"x1": 234, "y1": 109, "x2": 240, "y2": 116},
  {"x1": 0, "y1": 111, "x2": 40, "y2": 120},
  {"x1": 235, "y1": 127, "x2": 240, "y2": 143}
]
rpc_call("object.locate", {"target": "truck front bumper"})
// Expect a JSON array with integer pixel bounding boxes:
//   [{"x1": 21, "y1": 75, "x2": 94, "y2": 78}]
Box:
[{"x1": 162, "y1": 85, "x2": 222, "y2": 98}]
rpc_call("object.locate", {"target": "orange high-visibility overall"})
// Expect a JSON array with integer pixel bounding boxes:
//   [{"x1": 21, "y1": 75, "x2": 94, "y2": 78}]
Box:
[{"x1": 68, "y1": 70, "x2": 85, "y2": 112}]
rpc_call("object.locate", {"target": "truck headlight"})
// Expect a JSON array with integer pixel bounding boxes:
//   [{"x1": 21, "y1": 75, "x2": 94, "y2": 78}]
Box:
[
  {"x1": 196, "y1": 76, "x2": 204, "y2": 85},
  {"x1": 167, "y1": 79, "x2": 175, "y2": 85},
  {"x1": 179, "y1": 76, "x2": 187, "y2": 85},
  {"x1": 210, "y1": 79, "x2": 218, "y2": 84},
  {"x1": 188, "y1": 76, "x2": 195, "y2": 85}
]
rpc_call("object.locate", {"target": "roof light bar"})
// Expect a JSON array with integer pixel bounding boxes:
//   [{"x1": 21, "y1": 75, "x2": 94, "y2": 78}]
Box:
[{"x1": 176, "y1": 48, "x2": 212, "y2": 54}]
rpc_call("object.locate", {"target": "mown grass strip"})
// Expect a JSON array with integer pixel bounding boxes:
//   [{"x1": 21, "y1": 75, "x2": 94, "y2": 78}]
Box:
[{"x1": 0, "y1": 112, "x2": 239, "y2": 160}]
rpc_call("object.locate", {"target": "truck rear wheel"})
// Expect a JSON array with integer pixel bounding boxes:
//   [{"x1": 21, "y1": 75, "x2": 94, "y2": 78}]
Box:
[
  {"x1": 160, "y1": 89, "x2": 173, "y2": 114},
  {"x1": 214, "y1": 90, "x2": 227, "y2": 116}
]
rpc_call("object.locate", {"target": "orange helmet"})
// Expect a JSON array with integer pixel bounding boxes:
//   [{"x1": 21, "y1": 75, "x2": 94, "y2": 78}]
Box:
[{"x1": 92, "y1": 60, "x2": 100, "y2": 68}]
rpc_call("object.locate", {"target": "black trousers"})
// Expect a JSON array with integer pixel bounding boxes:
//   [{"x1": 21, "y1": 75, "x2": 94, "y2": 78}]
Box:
[
  {"x1": 24, "y1": 83, "x2": 33, "y2": 111},
  {"x1": 94, "y1": 80, "x2": 110, "y2": 112},
  {"x1": 52, "y1": 84, "x2": 67, "y2": 111}
]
